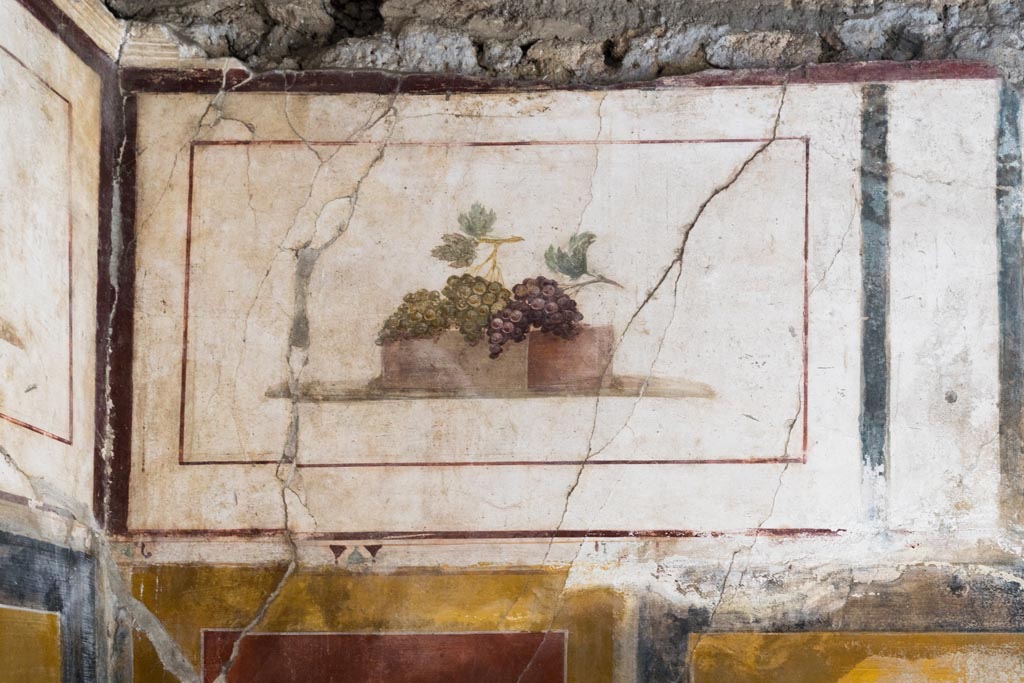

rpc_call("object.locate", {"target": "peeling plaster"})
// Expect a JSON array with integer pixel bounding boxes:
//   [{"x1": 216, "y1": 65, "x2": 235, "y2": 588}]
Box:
[
  {"x1": 1, "y1": 442, "x2": 199, "y2": 681},
  {"x1": 109, "y1": 1, "x2": 1024, "y2": 89}
]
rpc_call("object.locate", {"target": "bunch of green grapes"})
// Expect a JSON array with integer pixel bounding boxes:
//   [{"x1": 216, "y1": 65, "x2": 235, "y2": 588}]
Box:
[
  {"x1": 376, "y1": 289, "x2": 454, "y2": 344},
  {"x1": 442, "y1": 273, "x2": 512, "y2": 343}
]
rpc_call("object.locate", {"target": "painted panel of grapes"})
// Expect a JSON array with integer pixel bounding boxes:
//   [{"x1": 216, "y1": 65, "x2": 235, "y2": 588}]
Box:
[{"x1": 181, "y1": 136, "x2": 807, "y2": 466}]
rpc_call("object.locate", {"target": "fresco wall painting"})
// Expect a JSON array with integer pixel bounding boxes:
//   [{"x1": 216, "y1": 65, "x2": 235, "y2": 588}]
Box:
[{"x1": 6, "y1": 0, "x2": 1024, "y2": 677}]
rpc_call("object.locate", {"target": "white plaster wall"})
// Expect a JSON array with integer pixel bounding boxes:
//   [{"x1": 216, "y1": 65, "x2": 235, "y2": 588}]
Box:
[{"x1": 127, "y1": 76, "x2": 1009, "y2": 558}]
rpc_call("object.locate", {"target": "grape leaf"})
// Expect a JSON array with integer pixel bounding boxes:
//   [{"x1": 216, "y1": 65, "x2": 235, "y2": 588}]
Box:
[
  {"x1": 545, "y1": 231, "x2": 597, "y2": 280},
  {"x1": 431, "y1": 233, "x2": 478, "y2": 267},
  {"x1": 458, "y1": 203, "x2": 497, "y2": 237}
]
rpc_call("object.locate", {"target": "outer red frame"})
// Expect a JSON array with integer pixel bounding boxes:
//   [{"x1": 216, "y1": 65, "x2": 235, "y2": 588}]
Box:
[{"x1": 121, "y1": 60, "x2": 1000, "y2": 540}]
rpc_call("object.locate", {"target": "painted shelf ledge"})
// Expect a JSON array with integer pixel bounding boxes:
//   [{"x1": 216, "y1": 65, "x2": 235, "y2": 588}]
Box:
[{"x1": 264, "y1": 376, "x2": 715, "y2": 402}]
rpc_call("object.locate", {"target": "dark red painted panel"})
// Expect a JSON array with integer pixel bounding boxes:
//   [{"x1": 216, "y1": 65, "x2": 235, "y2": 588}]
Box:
[{"x1": 202, "y1": 631, "x2": 566, "y2": 683}]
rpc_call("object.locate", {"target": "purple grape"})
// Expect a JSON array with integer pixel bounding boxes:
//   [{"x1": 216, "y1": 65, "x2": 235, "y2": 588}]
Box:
[{"x1": 486, "y1": 275, "x2": 585, "y2": 358}]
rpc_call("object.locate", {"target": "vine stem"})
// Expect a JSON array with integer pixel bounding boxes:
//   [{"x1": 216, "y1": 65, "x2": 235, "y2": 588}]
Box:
[
  {"x1": 563, "y1": 273, "x2": 624, "y2": 294},
  {"x1": 477, "y1": 236, "x2": 525, "y2": 245},
  {"x1": 468, "y1": 235, "x2": 523, "y2": 285}
]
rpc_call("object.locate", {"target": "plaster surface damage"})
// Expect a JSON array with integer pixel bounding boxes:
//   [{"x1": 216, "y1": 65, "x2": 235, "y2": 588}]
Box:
[
  {"x1": 5, "y1": 0, "x2": 1024, "y2": 681},
  {"x1": 117, "y1": 67, "x2": 1024, "y2": 681},
  {"x1": 109, "y1": 1, "x2": 1024, "y2": 86}
]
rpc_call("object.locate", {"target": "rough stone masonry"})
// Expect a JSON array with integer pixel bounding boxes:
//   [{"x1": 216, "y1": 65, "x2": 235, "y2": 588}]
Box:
[{"x1": 105, "y1": 0, "x2": 1024, "y2": 85}]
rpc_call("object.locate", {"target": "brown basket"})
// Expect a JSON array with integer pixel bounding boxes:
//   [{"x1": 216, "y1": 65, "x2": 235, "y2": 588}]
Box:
[
  {"x1": 527, "y1": 325, "x2": 614, "y2": 392},
  {"x1": 378, "y1": 330, "x2": 528, "y2": 392}
]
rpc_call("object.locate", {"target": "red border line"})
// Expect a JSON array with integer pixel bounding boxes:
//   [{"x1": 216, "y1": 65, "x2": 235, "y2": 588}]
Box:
[
  {"x1": 179, "y1": 137, "x2": 810, "y2": 467},
  {"x1": 802, "y1": 138, "x2": 810, "y2": 462},
  {"x1": 119, "y1": 60, "x2": 1000, "y2": 95},
  {"x1": 0, "y1": 44, "x2": 73, "y2": 446},
  {"x1": 177, "y1": 144, "x2": 196, "y2": 463},
  {"x1": 180, "y1": 456, "x2": 808, "y2": 467},
  {"x1": 192, "y1": 137, "x2": 807, "y2": 147},
  {"x1": 124, "y1": 527, "x2": 843, "y2": 540}
]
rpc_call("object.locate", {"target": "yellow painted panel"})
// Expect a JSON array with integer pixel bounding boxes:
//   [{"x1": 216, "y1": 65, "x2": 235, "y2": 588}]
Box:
[
  {"x1": 0, "y1": 605, "x2": 61, "y2": 683},
  {"x1": 132, "y1": 565, "x2": 620, "y2": 683},
  {"x1": 692, "y1": 632, "x2": 1024, "y2": 683}
]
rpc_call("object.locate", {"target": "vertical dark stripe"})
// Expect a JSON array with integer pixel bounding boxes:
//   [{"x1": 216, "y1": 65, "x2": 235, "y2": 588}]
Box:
[
  {"x1": 859, "y1": 84, "x2": 891, "y2": 478},
  {"x1": 95, "y1": 89, "x2": 137, "y2": 536},
  {"x1": 108, "y1": 93, "x2": 137, "y2": 535},
  {"x1": 997, "y1": 84, "x2": 1024, "y2": 528},
  {"x1": 92, "y1": 64, "x2": 121, "y2": 529}
]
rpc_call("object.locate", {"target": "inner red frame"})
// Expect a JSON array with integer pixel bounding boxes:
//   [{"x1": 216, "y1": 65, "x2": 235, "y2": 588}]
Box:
[
  {"x1": 0, "y1": 44, "x2": 74, "y2": 446},
  {"x1": 202, "y1": 630, "x2": 568, "y2": 683},
  {"x1": 177, "y1": 136, "x2": 810, "y2": 467}
]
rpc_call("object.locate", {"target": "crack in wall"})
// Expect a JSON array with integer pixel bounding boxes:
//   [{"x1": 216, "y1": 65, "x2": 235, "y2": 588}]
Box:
[
  {"x1": 555, "y1": 75, "x2": 792, "y2": 547},
  {"x1": 94, "y1": 60, "x2": 286, "y2": 683},
  {"x1": 86, "y1": 31, "x2": 219, "y2": 682},
  {"x1": 499, "y1": 76, "x2": 798, "y2": 683},
  {"x1": 808, "y1": 207, "x2": 856, "y2": 297},
  {"x1": 131, "y1": 65, "x2": 245, "y2": 238},
  {"x1": 210, "y1": 91, "x2": 400, "y2": 683},
  {"x1": 84, "y1": 79, "x2": 405, "y2": 681},
  {"x1": 2, "y1": 2, "x2": 1018, "y2": 680},
  {"x1": 685, "y1": 385, "x2": 802, "y2": 672},
  {"x1": 568, "y1": 92, "x2": 607, "y2": 239},
  {"x1": 1, "y1": 446, "x2": 60, "y2": 518},
  {"x1": 2, "y1": 441, "x2": 200, "y2": 682}
]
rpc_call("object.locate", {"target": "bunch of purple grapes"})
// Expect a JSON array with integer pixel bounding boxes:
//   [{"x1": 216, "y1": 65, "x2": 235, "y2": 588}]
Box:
[{"x1": 487, "y1": 276, "x2": 584, "y2": 358}]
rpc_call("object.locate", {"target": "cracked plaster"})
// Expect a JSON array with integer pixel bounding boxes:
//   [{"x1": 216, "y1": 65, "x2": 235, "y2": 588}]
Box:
[
  {"x1": 120, "y1": 80, "x2": 816, "y2": 680},
  {"x1": 113, "y1": 73, "x2": 1012, "y2": 681},
  {"x1": 5, "y1": 0, "x2": 1024, "y2": 681},
  {"x1": 108, "y1": 1, "x2": 1024, "y2": 89}
]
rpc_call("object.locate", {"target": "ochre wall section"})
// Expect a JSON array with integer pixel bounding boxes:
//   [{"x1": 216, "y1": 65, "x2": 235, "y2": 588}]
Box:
[
  {"x1": 0, "y1": 605, "x2": 61, "y2": 683},
  {"x1": 691, "y1": 632, "x2": 1024, "y2": 682},
  {"x1": 132, "y1": 566, "x2": 620, "y2": 683}
]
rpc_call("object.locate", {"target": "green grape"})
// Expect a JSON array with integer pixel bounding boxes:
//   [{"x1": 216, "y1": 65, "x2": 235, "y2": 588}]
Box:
[
  {"x1": 376, "y1": 289, "x2": 454, "y2": 344},
  {"x1": 442, "y1": 273, "x2": 512, "y2": 344}
]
